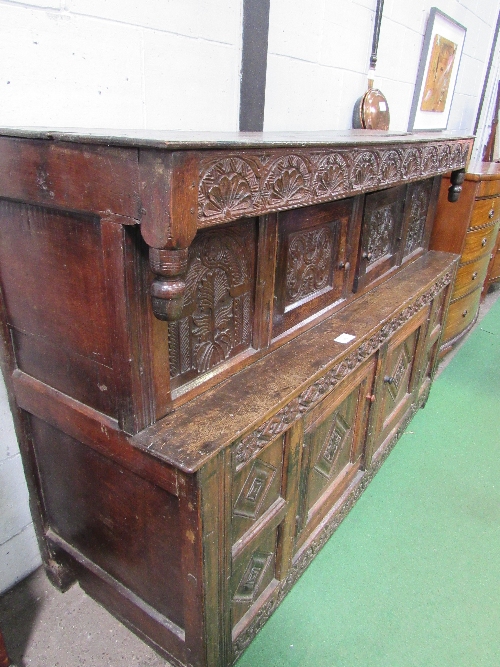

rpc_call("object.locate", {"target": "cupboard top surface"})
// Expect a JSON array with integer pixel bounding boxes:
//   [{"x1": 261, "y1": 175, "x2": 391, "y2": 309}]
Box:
[{"x1": 0, "y1": 127, "x2": 473, "y2": 150}]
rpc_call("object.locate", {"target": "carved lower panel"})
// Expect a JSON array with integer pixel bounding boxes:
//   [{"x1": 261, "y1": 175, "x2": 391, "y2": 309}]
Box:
[
  {"x1": 234, "y1": 270, "x2": 453, "y2": 468},
  {"x1": 168, "y1": 221, "x2": 257, "y2": 388},
  {"x1": 231, "y1": 397, "x2": 425, "y2": 662},
  {"x1": 198, "y1": 140, "x2": 471, "y2": 228}
]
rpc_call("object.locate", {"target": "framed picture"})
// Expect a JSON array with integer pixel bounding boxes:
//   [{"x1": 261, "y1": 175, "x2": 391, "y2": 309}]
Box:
[{"x1": 408, "y1": 8, "x2": 466, "y2": 131}]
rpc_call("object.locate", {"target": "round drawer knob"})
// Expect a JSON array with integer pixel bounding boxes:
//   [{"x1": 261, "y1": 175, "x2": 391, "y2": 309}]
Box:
[
  {"x1": 383, "y1": 375, "x2": 394, "y2": 384},
  {"x1": 362, "y1": 251, "x2": 373, "y2": 260},
  {"x1": 489, "y1": 209, "x2": 495, "y2": 219},
  {"x1": 462, "y1": 309, "x2": 468, "y2": 317},
  {"x1": 339, "y1": 261, "x2": 351, "y2": 271},
  {"x1": 366, "y1": 394, "x2": 376, "y2": 402},
  {"x1": 482, "y1": 238, "x2": 488, "y2": 247},
  {"x1": 471, "y1": 271, "x2": 478, "y2": 280}
]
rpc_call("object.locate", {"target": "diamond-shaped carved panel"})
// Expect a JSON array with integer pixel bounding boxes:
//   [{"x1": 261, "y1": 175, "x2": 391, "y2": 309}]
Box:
[
  {"x1": 387, "y1": 341, "x2": 411, "y2": 401},
  {"x1": 234, "y1": 459, "x2": 277, "y2": 519},
  {"x1": 234, "y1": 551, "x2": 273, "y2": 602},
  {"x1": 314, "y1": 413, "x2": 351, "y2": 479}
]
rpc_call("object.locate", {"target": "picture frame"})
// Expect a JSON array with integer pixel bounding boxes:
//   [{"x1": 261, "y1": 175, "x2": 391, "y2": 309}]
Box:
[{"x1": 408, "y1": 7, "x2": 466, "y2": 131}]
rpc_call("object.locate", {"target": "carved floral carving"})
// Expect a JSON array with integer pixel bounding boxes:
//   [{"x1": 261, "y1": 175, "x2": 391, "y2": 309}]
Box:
[
  {"x1": 405, "y1": 182, "x2": 431, "y2": 255},
  {"x1": 286, "y1": 226, "x2": 334, "y2": 303},
  {"x1": 365, "y1": 205, "x2": 395, "y2": 264},
  {"x1": 198, "y1": 140, "x2": 472, "y2": 228},
  {"x1": 168, "y1": 223, "x2": 255, "y2": 383}
]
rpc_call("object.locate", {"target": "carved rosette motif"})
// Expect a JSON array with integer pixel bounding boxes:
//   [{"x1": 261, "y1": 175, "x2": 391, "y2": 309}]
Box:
[
  {"x1": 168, "y1": 224, "x2": 255, "y2": 382},
  {"x1": 261, "y1": 154, "x2": 311, "y2": 208},
  {"x1": 312, "y1": 153, "x2": 349, "y2": 197},
  {"x1": 198, "y1": 140, "x2": 472, "y2": 227},
  {"x1": 234, "y1": 271, "x2": 453, "y2": 468},
  {"x1": 286, "y1": 226, "x2": 334, "y2": 303},
  {"x1": 198, "y1": 156, "x2": 260, "y2": 220}
]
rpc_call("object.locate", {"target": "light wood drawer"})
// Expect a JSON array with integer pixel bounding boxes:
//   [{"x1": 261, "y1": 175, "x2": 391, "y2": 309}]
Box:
[
  {"x1": 443, "y1": 287, "x2": 482, "y2": 343},
  {"x1": 488, "y1": 247, "x2": 500, "y2": 283},
  {"x1": 470, "y1": 197, "x2": 500, "y2": 228},
  {"x1": 461, "y1": 222, "x2": 498, "y2": 264},
  {"x1": 478, "y1": 179, "x2": 500, "y2": 198},
  {"x1": 453, "y1": 255, "x2": 490, "y2": 300}
]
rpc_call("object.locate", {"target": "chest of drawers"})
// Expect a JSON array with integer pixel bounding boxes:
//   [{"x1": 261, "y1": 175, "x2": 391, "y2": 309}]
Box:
[
  {"x1": 0, "y1": 129, "x2": 471, "y2": 667},
  {"x1": 430, "y1": 163, "x2": 500, "y2": 355}
]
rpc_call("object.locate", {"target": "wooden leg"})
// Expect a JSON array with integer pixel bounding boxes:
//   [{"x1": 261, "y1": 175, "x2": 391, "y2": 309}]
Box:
[{"x1": 0, "y1": 628, "x2": 10, "y2": 667}]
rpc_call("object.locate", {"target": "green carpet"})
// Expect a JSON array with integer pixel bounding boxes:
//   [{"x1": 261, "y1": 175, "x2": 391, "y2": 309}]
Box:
[{"x1": 236, "y1": 295, "x2": 500, "y2": 667}]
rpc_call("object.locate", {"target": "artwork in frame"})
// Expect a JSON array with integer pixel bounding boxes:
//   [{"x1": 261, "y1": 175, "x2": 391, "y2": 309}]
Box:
[{"x1": 408, "y1": 8, "x2": 466, "y2": 131}]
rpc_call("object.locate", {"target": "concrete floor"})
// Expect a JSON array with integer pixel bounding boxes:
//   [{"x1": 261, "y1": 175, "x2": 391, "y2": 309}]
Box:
[{"x1": 1, "y1": 285, "x2": 499, "y2": 667}]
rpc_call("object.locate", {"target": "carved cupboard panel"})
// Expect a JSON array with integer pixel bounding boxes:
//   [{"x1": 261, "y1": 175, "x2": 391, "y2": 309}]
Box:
[
  {"x1": 295, "y1": 358, "x2": 376, "y2": 552},
  {"x1": 367, "y1": 306, "x2": 430, "y2": 465},
  {"x1": 168, "y1": 220, "x2": 257, "y2": 392},
  {"x1": 272, "y1": 199, "x2": 360, "y2": 337},
  {"x1": 355, "y1": 185, "x2": 405, "y2": 291}
]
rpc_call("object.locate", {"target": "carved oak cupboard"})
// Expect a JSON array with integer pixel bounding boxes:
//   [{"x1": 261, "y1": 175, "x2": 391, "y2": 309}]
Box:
[{"x1": 0, "y1": 129, "x2": 471, "y2": 667}]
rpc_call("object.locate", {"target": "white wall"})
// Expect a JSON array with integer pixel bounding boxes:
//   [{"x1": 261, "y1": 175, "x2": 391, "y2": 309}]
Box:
[
  {"x1": 0, "y1": 0, "x2": 499, "y2": 593},
  {"x1": 265, "y1": 0, "x2": 500, "y2": 133}
]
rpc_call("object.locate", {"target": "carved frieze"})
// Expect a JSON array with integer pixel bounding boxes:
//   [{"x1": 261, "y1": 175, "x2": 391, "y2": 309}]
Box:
[
  {"x1": 234, "y1": 271, "x2": 453, "y2": 468},
  {"x1": 198, "y1": 140, "x2": 471, "y2": 228}
]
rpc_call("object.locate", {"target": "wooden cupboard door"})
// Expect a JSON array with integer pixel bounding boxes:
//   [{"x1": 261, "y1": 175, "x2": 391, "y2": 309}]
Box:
[
  {"x1": 355, "y1": 185, "x2": 405, "y2": 291},
  {"x1": 272, "y1": 199, "x2": 358, "y2": 338},
  {"x1": 294, "y1": 358, "x2": 376, "y2": 552},
  {"x1": 401, "y1": 178, "x2": 436, "y2": 262},
  {"x1": 367, "y1": 306, "x2": 429, "y2": 465}
]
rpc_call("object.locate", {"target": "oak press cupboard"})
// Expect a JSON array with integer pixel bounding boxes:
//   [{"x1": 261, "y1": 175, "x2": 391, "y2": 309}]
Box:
[{"x1": 0, "y1": 129, "x2": 472, "y2": 667}]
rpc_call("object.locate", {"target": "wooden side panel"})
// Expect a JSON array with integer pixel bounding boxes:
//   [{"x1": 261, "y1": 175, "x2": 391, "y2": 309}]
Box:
[
  {"x1": 0, "y1": 137, "x2": 140, "y2": 218},
  {"x1": 430, "y1": 177, "x2": 477, "y2": 255},
  {"x1": 30, "y1": 416, "x2": 184, "y2": 630},
  {"x1": 0, "y1": 200, "x2": 117, "y2": 416}
]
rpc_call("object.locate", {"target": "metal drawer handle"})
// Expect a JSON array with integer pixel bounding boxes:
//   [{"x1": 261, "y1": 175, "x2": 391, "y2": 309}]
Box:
[
  {"x1": 489, "y1": 209, "x2": 495, "y2": 219},
  {"x1": 383, "y1": 375, "x2": 394, "y2": 384},
  {"x1": 481, "y1": 237, "x2": 488, "y2": 247},
  {"x1": 339, "y1": 261, "x2": 351, "y2": 271},
  {"x1": 362, "y1": 251, "x2": 373, "y2": 260},
  {"x1": 366, "y1": 394, "x2": 376, "y2": 402},
  {"x1": 462, "y1": 309, "x2": 468, "y2": 317},
  {"x1": 471, "y1": 271, "x2": 478, "y2": 280}
]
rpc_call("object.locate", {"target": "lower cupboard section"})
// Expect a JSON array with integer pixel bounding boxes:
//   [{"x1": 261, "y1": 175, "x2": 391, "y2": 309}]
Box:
[{"x1": 20, "y1": 258, "x2": 454, "y2": 667}]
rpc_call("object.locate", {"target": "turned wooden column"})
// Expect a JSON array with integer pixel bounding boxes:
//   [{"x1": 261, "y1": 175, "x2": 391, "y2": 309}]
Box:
[{"x1": 139, "y1": 150, "x2": 199, "y2": 321}]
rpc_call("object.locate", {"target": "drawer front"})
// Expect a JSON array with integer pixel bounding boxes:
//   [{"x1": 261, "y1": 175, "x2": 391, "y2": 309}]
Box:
[
  {"x1": 470, "y1": 197, "x2": 500, "y2": 228},
  {"x1": 478, "y1": 179, "x2": 500, "y2": 198},
  {"x1": 461, "y1": 222, "x2": 498, "y2": 264},
  {"x1": 443, "y1": 287, "x2": 482, "y2": 343},
  {"x1": 453, "y1": 254, "x2": 490, "y2": 300}
]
